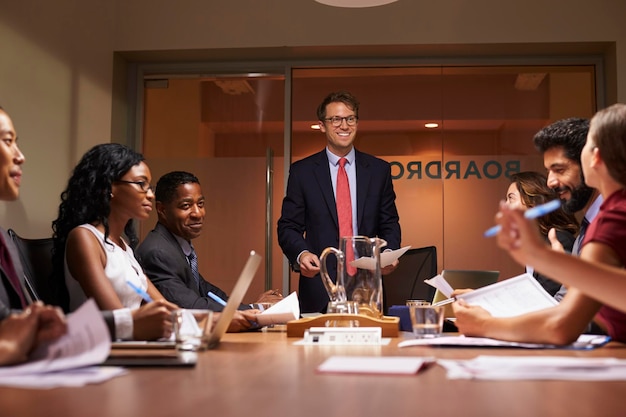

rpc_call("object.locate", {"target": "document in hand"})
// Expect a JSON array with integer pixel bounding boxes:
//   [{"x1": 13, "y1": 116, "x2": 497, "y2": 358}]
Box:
[
  {"x1": 0, "y1": 299, "x2": 125, "y2": 388},
  {"x1": 456, "y1": 273, "x2": 558, "y2": 317},
  {"x1": 255, "y1": 291, "x2": 300, "y2": 326},
  {"x1": 350, "y1": 245, "x2": 411, "y2": 269}
]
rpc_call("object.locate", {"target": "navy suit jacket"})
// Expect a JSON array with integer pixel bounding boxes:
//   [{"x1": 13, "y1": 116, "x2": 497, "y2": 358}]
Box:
[
  {"x1": 0, "y1": 227, "x2": 117, "y2": 339},
  {"x1": 136, "y1": 223, "x2": 250, "y2": 311},
  {"x1": 277, "y1": 148, "x2": 401, "y2": 313},
  {"x1": 0, "y1": 228, "x2": 30, "y2": 319}
]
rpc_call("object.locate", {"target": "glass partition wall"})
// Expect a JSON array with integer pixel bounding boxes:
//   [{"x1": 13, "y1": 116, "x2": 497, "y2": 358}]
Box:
[{"x1": 139, "y1": 64, "x2": 597, "y2": 301}]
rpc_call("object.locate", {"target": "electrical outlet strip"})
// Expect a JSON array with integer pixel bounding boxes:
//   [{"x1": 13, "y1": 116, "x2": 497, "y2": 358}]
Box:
[{"x1": 303, "y1": 327, "x2": 382, "y2": 345}]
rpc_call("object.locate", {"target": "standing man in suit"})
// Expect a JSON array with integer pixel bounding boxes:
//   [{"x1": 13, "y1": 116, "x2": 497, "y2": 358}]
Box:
[
  {"x1": 277, "y1": 91, "x2": 401, "y2": 313},
  {"x1": 0, "y1": 106, "x2": 67, "y2": 365},
  {"x1": 136, "y1": 171, "x2": 281, "y2": 331}
]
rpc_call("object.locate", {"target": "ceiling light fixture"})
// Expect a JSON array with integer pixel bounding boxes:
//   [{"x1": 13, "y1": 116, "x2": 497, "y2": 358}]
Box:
[
  {"x1": 425, "y1": 123, "x2": 439, "y2": 129},
  {"x1": 311, "y1": 124, "x2": 321, "y2": 130},
  {"x1": 315, "y1": 0, "x2": 399, "y2": 8}
]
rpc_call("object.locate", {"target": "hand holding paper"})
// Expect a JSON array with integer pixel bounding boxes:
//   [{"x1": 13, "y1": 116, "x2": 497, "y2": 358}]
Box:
[
  {"x1": 255, "y1": 292, "x2": 300, "y2": 326},
  {"x1": 350, "y1": 245, "x2": 411, "y2": 269}
]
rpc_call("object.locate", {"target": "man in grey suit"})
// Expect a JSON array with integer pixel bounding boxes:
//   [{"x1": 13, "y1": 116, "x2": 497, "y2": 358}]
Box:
[
  {"x1": 136, "y1": 171, "x2": 281, "y2": 331},
  {"x1": 277, "y1": 91, "x2": 402, "y2": 313}
]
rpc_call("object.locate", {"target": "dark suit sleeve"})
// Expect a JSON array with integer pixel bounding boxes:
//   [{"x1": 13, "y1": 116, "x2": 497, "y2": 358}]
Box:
[
  {"x1": 101, "y1": 310, "x2": 116, "y2": 341},
  {"x1": 375, "y1": 162, "x2": 401, "y2": 250},
  {"x1": 277, "y1": 162, "x2": 311, "y2": 266},
  {"x1": 138, "y1": 244, "x2": 226, "y2": 311}
]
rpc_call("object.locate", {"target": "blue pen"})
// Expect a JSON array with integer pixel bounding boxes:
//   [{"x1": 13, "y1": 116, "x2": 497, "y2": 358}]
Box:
[
  {"x1": 207, "y1": 291, "x2": 227, "y2": 306},
  {"x1": 126, "y1": 280, "x2": 154, "y2": 303},
  {"x1": 484, "y1": 199, "x2": 562, "y2": 238}
]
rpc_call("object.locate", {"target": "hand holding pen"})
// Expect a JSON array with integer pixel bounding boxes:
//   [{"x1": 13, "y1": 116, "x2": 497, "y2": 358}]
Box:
[
  {"x1": 126, "y1": 280, "x2": 179, "y2": 340},
  {"x1": 483, "y1": 199, "x2": 562, "y2": 237},
  {"x1": 493, "y1": 199, "x2": 561, "y2": 268}
]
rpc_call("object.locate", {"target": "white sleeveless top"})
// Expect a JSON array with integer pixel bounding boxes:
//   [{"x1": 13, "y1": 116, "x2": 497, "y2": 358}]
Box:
[{"x1": 65, "y1": 223, "x2": 148, "y2": 312}]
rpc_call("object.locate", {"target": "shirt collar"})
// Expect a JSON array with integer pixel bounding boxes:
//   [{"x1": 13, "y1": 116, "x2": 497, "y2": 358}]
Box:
[
  {"x1": 326, "y1": 147, "x2": 356, "y2": 166},
  {"x1": 172, "y1": 231, "x2": 193, "y2": 257},
  {"x1": 585, "y1": 194, "x2": 604, "y2": 223}
]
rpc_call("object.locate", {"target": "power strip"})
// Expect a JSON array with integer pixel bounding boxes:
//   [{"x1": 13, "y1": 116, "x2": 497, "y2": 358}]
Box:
[{"x1": 303, "y1": 327, "x2": 382, "y2": 345}]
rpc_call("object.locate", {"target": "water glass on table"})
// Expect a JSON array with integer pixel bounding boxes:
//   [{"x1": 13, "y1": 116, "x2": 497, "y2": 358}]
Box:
[
  {"x1": 173, "y1": 309, "x2": 213, "y2": 351},
  {"x1": 408, "y1": 303, "x2": 444, "y2": 338}
]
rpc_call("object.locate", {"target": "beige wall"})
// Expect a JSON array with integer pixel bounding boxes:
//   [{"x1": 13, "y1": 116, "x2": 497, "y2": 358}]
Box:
[{"x1": 1, "y1": 0, "x2": 625, "y2": 242}]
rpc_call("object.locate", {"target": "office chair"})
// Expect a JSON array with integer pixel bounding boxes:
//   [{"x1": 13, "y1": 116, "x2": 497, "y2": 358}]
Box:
[
  {"x1": 382, "y1": 246, "x2": 437, "y2": 315},
  {"x1": 7, "y1": 229, "x2": 55, "y2": 304}
]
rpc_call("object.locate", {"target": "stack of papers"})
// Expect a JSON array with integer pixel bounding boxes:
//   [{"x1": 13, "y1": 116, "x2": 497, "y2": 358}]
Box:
[
  {"x1": 398, "y1": 334, "x2": 611, "y2": 350},
  {"x1": 425, "y1": 272, "x2": 558, "y2": 317},
  {"x1": 438, "y1": 355, "x2": 626, "y2": 380},
  {"x1": 0, "y1": 299, "x2": 126, "y2": 389}
]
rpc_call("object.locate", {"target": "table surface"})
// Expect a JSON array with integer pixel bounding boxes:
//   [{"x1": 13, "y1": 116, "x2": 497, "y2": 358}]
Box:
[{"x1": 1, "y1": 331, "x2": 625, "y2": 417}]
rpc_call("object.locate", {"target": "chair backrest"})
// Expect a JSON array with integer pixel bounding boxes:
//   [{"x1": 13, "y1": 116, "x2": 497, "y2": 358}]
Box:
[
  {"x1": 7, "y1": 229, "x2": 55, "y2": 304},
  {"x1": 382, "y1": 246, "x2": 437, "y2": 315}
]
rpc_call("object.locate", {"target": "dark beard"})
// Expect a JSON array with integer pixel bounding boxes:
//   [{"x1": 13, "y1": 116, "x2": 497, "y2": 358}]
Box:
[{"x1": 559, "y1": 183, "x2": 595, "y2": 214}]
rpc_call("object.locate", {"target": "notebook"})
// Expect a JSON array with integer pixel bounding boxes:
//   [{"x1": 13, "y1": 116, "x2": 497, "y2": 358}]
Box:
[
  {"x1": 205, "y1": 250, "x2": 262, "y2": 349},
  {"x1": 432, "y1": 270, "x2": 500, "y2": 317}
]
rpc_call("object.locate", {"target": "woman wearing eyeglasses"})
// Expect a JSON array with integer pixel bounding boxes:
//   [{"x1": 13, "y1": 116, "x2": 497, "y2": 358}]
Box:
[{"x1": 51, "y1": 143, "x2": 177, "y2": 340}]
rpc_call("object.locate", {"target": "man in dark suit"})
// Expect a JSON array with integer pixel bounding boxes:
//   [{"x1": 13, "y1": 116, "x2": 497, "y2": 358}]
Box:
[
  {"x1": 277, "y1": 91, "x2": 401, "y2": 313},
  {"x1": 136, "y1": 171, "x2": 280, "y2": 331},
  {"x1": 0, "y1": 106, "x2": 67, "y2": 365}
]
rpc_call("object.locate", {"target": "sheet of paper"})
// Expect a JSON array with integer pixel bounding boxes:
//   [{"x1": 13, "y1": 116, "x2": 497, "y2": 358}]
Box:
[
  {"x1": 381, "y1": 245, "x2": 411, "y2": 267},
  {"x1": 458, "y1": 273, "x2": 558, "y2": 317},
  {"x1": 317, "y1": 355, "x2": 432, "y2": 375},
  {"x1": 293, "y1": 338, "x2": 392, "y2": 346},
  {"x1": 0, "y1": 366, "x2": 127, "y2": 389},
  {"x1": 0, "y1": 299, "x2": 112, "y2": 378},
  {"x1": 438, "y1": 355, "x2": 626, "y2": 381},
  {"x1": 398, "y1": 334, "x2": 611, "y2": 349},
  {"x1": 350, "y1": 245, "x2": 412, "y2": 269},
  {"x1": 256, "y1": 291, "x2": 300, "y2": 326},
  {"x1": 424, "y1": 274, "x2": 454, "y2": 298}
]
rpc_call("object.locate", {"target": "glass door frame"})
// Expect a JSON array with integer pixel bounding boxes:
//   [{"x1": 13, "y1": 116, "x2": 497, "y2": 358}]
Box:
[{"x1": 127, "y1": 54, "x2": 605, "y2": 295}]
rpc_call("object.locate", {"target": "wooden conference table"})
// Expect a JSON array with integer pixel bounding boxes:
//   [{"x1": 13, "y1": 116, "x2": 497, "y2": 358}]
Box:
[{"x1": 0, "y1": 330, "x2": 624, "y2": 417}]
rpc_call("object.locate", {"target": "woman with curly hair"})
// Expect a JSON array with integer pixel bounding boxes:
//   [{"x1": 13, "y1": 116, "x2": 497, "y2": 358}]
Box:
[
  {"x1": 51, "y1": 143, "x2": 177, "y2": 340},
  {"x1": 505, "y1": 171, "x2": 579, "y2": 296}
]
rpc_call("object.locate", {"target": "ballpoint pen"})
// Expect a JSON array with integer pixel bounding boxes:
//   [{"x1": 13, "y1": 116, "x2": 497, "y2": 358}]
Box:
[
  {"x1": 126, "y1": 280, "x2": 154, "y2": 303},
  {"x1": 432, "y1": 297, "x2": 456, "y2": 307},
  {"x1": 207, "y1": 291, "x2": 227, "y2": 307},
  {"x1": 483, "y1": 199, "x2": 562, "y2": 238}
]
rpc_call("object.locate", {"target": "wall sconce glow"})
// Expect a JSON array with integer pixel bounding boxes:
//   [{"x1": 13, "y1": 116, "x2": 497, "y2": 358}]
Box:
[
  {"x1": 425, "y1": 123, "x2": 439, "y2": 129},
  {"x1": 315, "y1": 0, "x2": 399, "y2": 7},
  {"x1": 311, "y1": 124, "x2": 321, "y2": 130}
]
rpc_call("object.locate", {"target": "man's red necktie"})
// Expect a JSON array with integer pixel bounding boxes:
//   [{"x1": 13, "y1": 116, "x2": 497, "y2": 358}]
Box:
[{"x1": 337, "y1": 157, "x2": 355, "y2": 275}]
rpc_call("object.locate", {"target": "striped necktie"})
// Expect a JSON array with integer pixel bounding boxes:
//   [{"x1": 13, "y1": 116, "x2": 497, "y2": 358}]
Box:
[{"x1": 188, "y1": 246, "x2": 200, "y2": 288}]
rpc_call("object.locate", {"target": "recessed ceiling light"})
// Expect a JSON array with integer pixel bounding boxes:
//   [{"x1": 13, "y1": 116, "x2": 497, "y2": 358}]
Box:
[
  {"x1": 311, "y1": 124, "x2": 321, "y2": 130},
  {"x1": 425, "y1": 123, "x2": 439, "y2": 129},
  {"x1": 315, "y1": 0, "x2": 399, "y2": 8}
]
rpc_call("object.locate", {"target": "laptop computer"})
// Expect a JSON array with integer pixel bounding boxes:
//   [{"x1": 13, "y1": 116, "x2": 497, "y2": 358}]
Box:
[
  {"x1": 106, "y1": 250, "x2": 261, "y2": 365},
  {"x1": 204, "y1": 250, "x2": 262, "y2": 348},
  {"x1": 432, "y1": 270, "x2": 500, "y2": 317}
]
